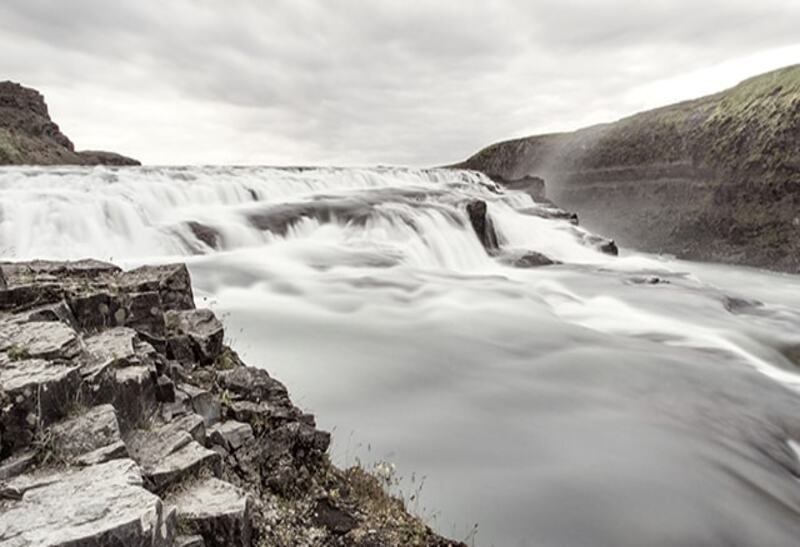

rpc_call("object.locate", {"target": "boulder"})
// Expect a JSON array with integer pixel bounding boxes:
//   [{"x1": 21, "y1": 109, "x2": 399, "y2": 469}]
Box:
[
  {"x1": 0, "y1": 320, "x2": 80, "y2": 361},
  {"x1": 127, "y1": 416, "x2": 219, "y2": 491},
  {"x1": 466, "y1": 200, "x2": 500, "y2": 252},
  {"x1": 0, "y1": 459, "x2": 175, "y2": 546},
  {"x1": 111, "y1": 366, "x2": 157, "y2": 431},
  {"x1": 178, "y1": 384, "x2": 221, "y2": 427},
  {"x1": 170, "y1": 477, "x2": 252, "y2": 547},
  {"x1": 208, "y1": 421, "x2": 254, "y2": 453},
  {"x1": 499, "y1": 251, "x2": 559, "y2": 268},
  {"x1": 0, "y1": 359, "x2": 80, "y2": 454},
  {"x1": 166, "y1": 309, "x2": 224, "y2": 365},
  {"x1": 49, "y1": 404, "x2": 123, "y2": 463},
  {"x1": 120, "y1": 264, "x2": 195, "y2": 312},
  {"x1": 217, "y1": 367, "x2": 289, "y2": 405}
]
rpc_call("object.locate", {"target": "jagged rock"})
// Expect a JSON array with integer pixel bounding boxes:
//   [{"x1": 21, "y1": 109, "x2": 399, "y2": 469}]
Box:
[
  {"x1": 0, "y1": 320, "x2": 80, "y2": 361},
  {"x1": 82, "y1": 327, "x2": 140, "y2": 376},
  {"x1": 127, "y1": 416, "x2": 218, "y2": 491},
  {"x1": 208, "y1": 421, "x2": 254, "y2": 453},
  {"x1": 311, "y1": 497, "x2": 359, "y2": 536},
  {"x1": 466, "y1": 200, "x2": 500, "y2": 252},
  {"x1": 170, "y1": 477, "x2": 252, "y2": 547},
  {"x1": 20, "y1": 300, "x2": 78, "y2": 328},
  {"x1": 218, "y1": 367, "x2": 289, "y2": 405},
  {"x1": 111, "y1": 365, "x2": 157, "y2": 431},
  {"x1": 76, "y1": 440, "x2": 129, "y2": 466},
  {"x1": 0, "y1": 459, "x2": 174, "y2": 546},
  {"x1": 178, "y1": 384, "x2": 221, "y2": 427},
  {"x1": 49, "y1": 404, "x2": 123, "y2": 463},
  {"x1": 120, "y1": 264, "x2": 195, "y2": 312},
  {"x1": 166, "y1": 309, "x2": 224, "y2": 365},
  {"x1": 169, "y1": 413, "x2": 207, "y2": 443},
  {"x1": 0, "y1": 359, "x2": 80, "y2": 454}
]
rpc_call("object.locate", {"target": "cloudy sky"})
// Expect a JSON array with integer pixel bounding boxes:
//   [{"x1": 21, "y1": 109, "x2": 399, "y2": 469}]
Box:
[{"x1": 1, "y1": 0, "x2": 798, "y2": 166}]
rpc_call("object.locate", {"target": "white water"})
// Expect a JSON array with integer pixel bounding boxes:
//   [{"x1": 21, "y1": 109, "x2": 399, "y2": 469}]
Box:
[{"x1": 3, "y1": 165, "x2": 800, "y2": 546}]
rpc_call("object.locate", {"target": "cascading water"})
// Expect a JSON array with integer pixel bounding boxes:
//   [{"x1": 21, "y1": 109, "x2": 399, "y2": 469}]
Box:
[{"x1": 2, "y1": 165, "x2": 800, "y2": 546}]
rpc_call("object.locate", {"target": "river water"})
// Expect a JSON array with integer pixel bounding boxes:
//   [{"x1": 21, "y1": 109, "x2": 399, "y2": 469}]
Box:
[{"x1": 2, "y1": 165, "x2": 800, "y2": 546}]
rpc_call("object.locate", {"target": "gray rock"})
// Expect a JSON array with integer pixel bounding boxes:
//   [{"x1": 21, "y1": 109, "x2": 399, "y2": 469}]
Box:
[
  {"x1": 166, "y1": 309, "x2": 224, "y2": 365},
  {"x1": 127, "y1": 416, "x2": 218, "y2": 491},
  {"x1": 121, "y1": 264, "x2": 195, "y2": 312},
  {"x1": 0, "y1": 359, "x2": 80, "y2": 453},
  {"x1": 170, "y1": 477, "x2": 252, "y2": 547},
  {"x1": 75, "y1": 440, "x2": 129, "y2": 466},
  {"x1": 49, "y1": 404, "x2": 122, "y2": 462},
  {"x1": 19, "y1": 300, "x2": 78, "y2": 329},
  {"x1": 0, "y1": 450, "x2": 37, "y2": 480},
  {"x1": 174, "y1": 535, "x2": 205, "y2": 547},
  {"x1": 111, "y1": 365, "x2": 157, "y2": 431},
  {"x1": 0, "y1": 320, "x2": 80, "y2": 361},
  {"x1": 217, "y1": 367, "x2": 289, "y2": 405},
  {"x1": 178, "y1": 384, "x2": 221, "y2": 427},
  {"x1": 156, "y1": 375, "x2": 176, "y2": 403},
  {"x1": 0, "y1": 459, "x2": 174, "y2": 546},
  {"x1": 466, "y1": 200, "x2": 500, "y2": 251},
  {"x1": 208, "y1": 421, "x2": 254, "y2": 453},
  {"x1": 499, "y1": 251, "x2": 559, "y2": 268}
]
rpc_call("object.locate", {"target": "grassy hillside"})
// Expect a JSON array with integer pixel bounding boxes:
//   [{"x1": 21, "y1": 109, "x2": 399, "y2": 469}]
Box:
[{"x1": 459, "y1": 65, "x2": 800, "y2": 272}]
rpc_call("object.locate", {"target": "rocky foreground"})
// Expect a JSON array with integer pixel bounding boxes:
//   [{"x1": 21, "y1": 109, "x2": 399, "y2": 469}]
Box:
[
  {"x1": 0, "y1": 81, "x2": 139, "y2": 166},
  {"x1": 458, "y1": 64, "x2": 800, "y2": 273},
  {"x1": 0, "y1": 260, "x2": 463, "y2": 547}
]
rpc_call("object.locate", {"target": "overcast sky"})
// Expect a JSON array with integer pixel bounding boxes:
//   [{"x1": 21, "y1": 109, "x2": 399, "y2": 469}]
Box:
[{"x1": 1, "y1": 0, "x2": 798, "y2": 166}]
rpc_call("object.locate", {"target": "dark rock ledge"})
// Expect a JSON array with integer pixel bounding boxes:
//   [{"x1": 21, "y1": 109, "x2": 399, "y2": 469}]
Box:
[{"x1": 0, "y1": 260, "x2": 464, "y2": 547}]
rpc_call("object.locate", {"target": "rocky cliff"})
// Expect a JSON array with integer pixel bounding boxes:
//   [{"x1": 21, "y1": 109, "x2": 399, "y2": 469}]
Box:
[
  {"x1": 0, "y1": 260, "x2": 462, "y2": 547},
  {"x1": 0, "y1": 82, "x2": 139, "y2": 166},
  {"x1": 458, "y1": 64, "x2": 800, "y2": 272}
]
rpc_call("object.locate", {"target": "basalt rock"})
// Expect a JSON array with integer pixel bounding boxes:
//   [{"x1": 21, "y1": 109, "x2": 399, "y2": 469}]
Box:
[
  {"x1": 0, "y1": 260, "x2": 463, "y2": 547},
  {"x1": 466, "y1": 200, "x2": 500, "y2": 252}
]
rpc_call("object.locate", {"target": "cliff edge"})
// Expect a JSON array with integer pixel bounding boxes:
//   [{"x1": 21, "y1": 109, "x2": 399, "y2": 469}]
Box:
[
  {"x1": 458, "y1": 64, "x2": 800, "y2": 272},
  {"x1": 0, "y1": 81, "x2": 139, "y2": 166},
  {"x1": 0, "y1": 260, "x2": 462, "y2": 547}
]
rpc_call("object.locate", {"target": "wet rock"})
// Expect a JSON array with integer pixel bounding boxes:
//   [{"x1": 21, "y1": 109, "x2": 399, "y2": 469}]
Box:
[
  {"x1": 0, "y1": 459, "x2": 174, "y2": 546},
  {"x1": 166, "y1": 309, "x2": 224, "y2": 365},
  {"x1": 519, "y1": 205, "x2": 579, "y2": 224},
  {"x1": 600, "y1": 239, "x2": 619, "y2": 256},
  {"x1": 121, "y1": 263, "x2": 195, "y2": 312},
  {"x1": 499, "y1": 251, "x2": 559, "y2": 268},
  {"x1": 208, "y1": 420, "x2": 254, "y2": 453},
  {"x1": 466, "y1": 200, "x2": 500, "y2": 252},
  {"x1": 187, "y1": 221, "x2": 223, "y2": 250},
  {"x1": 49, "y1": 404, "x2": 123, "y2": 463},
  {"x1": 312, "y1": 497, "x2": 359, "y2": 536},
  {"x1": 170, "y1": 477, "x2": 252, "y2": 547}
]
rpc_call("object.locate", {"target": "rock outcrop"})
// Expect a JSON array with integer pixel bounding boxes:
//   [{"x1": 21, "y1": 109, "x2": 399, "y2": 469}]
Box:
[
  {"x1": 0, "y1": 81, "x2": 139, "y2": 166},
  {"x1": 458, "y1": 64, "x2": 800, "y2": 272},
  {"x1": 0, "y1": 259, "x2": 463, "y2": 546}
]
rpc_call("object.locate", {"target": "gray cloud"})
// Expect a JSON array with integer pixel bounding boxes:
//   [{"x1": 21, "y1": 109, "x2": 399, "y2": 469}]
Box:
[{"x1": 0, "y1": 0, "x2": 798, "y2": 165}]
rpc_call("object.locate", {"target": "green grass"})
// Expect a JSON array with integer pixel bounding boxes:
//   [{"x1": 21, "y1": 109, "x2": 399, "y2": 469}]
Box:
[{"x1": 0, "y1": 128, "x2": 22, "y2": 164}]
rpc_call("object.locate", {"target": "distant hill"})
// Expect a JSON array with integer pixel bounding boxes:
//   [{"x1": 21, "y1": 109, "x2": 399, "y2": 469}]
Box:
[
  {"x1": 458, "y1": 65, "x2": 800, "y2": 272},
  {"x1": 0, "y1": 81, "x2": 139, "y2": 166}
]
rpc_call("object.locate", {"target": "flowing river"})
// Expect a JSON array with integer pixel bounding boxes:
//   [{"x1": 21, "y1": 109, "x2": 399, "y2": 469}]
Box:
[{"x1": 2, "y1": 165, "x2": 800, "y2": 546}]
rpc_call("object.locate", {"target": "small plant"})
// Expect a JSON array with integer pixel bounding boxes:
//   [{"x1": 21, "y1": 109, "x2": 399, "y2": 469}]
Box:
[{"x1": 7, "y1": 345, "x2": 31, "y2": 362}]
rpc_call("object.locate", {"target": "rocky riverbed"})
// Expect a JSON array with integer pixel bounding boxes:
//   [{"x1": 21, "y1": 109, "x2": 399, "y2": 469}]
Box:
[{"x1": 0, "y1": 259, "x2": 463, "y2": 547}]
